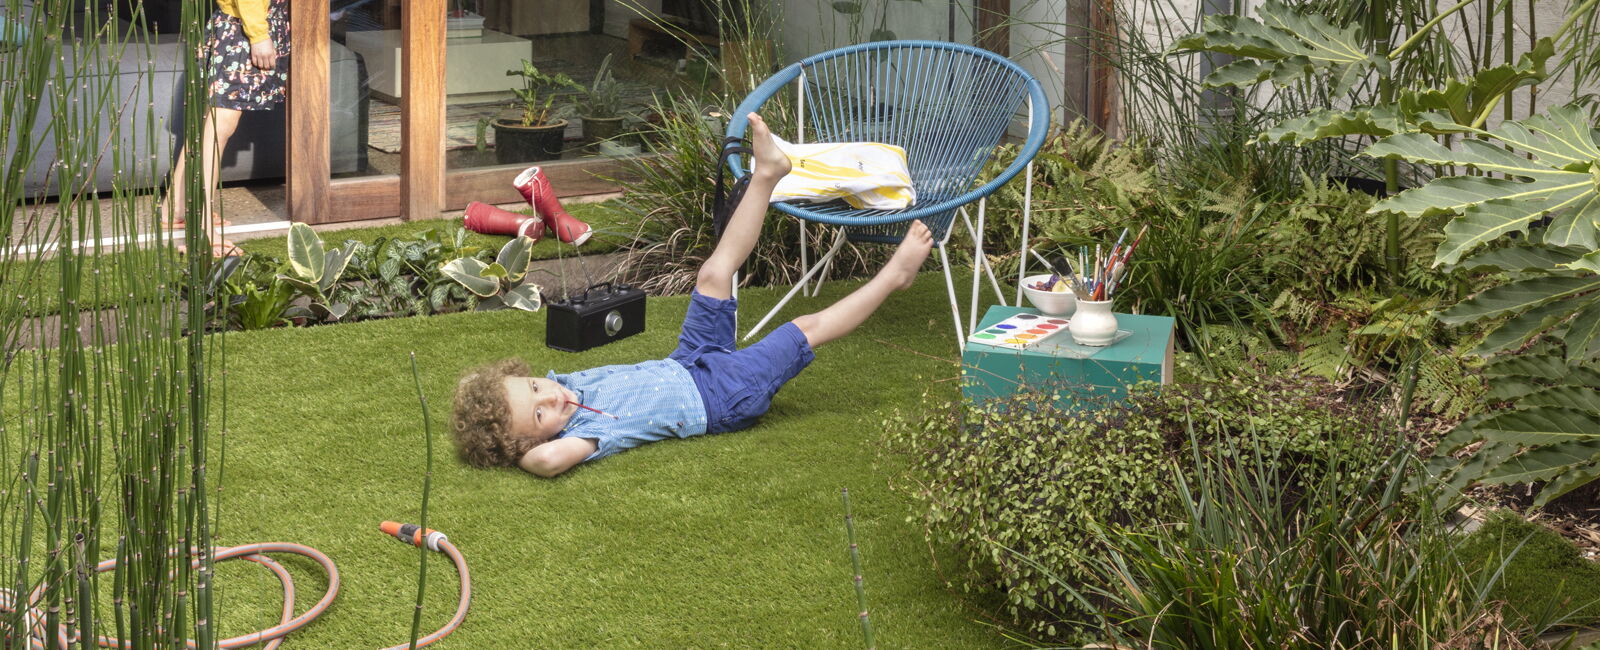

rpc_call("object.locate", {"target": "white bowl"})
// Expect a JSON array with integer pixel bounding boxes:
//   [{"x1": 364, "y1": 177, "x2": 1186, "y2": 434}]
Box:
[{"x1": 1021, "y1": 274, "x2": 1077, "y2": 317}]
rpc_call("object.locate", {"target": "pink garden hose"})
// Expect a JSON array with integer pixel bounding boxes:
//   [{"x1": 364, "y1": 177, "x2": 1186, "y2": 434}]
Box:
[{"x1": 0, "y1": 522, "x2": 470, "y2": 649}]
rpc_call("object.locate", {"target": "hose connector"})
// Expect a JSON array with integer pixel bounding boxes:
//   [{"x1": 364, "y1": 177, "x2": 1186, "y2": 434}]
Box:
[{"x1": 380, "y1": 521, "x2": 447, "y2": 552}]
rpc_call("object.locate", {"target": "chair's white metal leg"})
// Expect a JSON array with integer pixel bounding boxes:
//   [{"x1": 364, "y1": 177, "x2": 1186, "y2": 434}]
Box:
[
  {"x1": 969, "y1": 200, "x2": 987, "y2": 335},
  {"x1": 810, "y1": 238, "x2": 836, "y2": 297},
  {"x1": 1016, "y1": 159, "x2": 1034, "y2": 306},
  {"x1": 732, "y1": 271, "x2": 739, "y2": 331},
  {"x1": 940, "y1": 244, "x2": 965, "y2": 353},
  {"x1": 960, "y1": 206, "x2": 1009, "y2": 306},
  {"x1": 798, "y1": 218, "x2": 808, "y2": 286},
  {"x1": 744, "y1": 229, "x2": 847, "y2": 340}
]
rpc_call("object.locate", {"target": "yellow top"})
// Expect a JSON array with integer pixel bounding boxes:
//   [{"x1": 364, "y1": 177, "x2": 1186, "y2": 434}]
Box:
[{"x1": 216, "y1": 0, "x2": 271, "y2": 45}]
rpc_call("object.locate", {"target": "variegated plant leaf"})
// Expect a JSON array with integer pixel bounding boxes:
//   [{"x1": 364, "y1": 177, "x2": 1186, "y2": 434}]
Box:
[
  {"x1": 1366, "y1": 104, "x2": 1600, "y2": 265},
  {"x1": 286, "y1": 223, "x2": 326, "y2": 282},
  {"x1": 441, "y1": 258, "x2": 499, "y2": 298}
]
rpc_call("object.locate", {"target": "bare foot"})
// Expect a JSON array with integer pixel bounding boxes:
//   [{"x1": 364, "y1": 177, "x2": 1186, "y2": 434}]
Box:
[
  {"x1": 883, "y1": 220, "x2": 933, "y2": 290},
  {"x1": 748, "y1": 113, "x2": 792, "y2": 181}
]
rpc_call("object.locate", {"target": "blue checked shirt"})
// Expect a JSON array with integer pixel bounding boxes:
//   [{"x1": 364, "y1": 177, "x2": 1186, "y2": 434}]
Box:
[{"x1": 550, "y1": 360, "x2": 709, "y2": 462}]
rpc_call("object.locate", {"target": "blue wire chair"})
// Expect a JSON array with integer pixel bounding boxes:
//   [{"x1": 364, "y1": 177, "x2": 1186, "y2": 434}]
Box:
[{"x1": 725, "y1": 40, "x2": 1049, "y2": 349}]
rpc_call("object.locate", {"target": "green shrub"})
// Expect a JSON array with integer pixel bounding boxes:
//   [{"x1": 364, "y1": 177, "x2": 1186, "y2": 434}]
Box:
[
  {"x1": 884, "y1": 374, "x2": 1393, "y2": 641},
  {"x1": 1036, "y1": 440, "x2": 1571, "y2": 647}
]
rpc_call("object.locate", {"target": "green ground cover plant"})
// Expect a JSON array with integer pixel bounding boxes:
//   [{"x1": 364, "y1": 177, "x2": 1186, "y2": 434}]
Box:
[
  {"x1": 4, "y1": 201, "x2": 630, "y2": 319},
  {"x1": 5, "y1": 273, "x2": 1005, "y2": 647},
  {"x1": 1456, "y1": 510, "x2": 1600, "y2": 629},
  {"x1": 884, "y1": 374, "x2": 1395, "y2": 643}
]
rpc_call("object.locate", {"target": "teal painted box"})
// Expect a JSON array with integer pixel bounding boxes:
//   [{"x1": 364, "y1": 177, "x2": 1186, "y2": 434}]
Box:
[{"x1": 961, "y1": 305, "x2": 1175, "y2": 407}]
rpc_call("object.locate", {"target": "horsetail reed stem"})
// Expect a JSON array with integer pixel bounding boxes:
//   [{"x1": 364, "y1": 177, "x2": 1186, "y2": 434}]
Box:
[
  {"x1": 841, "y1": 488, "x2": 874, "y2": 650},
  {"x1": 408, "y1": 352, "x2": 437, "y2": 650}
]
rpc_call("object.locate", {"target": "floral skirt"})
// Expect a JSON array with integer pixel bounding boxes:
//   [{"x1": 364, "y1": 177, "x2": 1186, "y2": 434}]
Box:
[{"x1": 205, "y1": 0, "x2": 292, "y2": 111}]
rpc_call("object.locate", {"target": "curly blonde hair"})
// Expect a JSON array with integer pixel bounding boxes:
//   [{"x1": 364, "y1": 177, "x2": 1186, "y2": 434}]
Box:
[{"x1": 451, "y1": 358, "x2": 538, "y2": 468}]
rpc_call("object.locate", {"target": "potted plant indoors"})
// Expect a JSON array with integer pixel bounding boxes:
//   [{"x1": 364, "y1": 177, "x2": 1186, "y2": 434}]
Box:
[
  {"x1": 494, "y1": 59, "x2": 581, "y2": 164},
  {"x1": 575, "y1": 54, "x2": 627, "y2": 148}
]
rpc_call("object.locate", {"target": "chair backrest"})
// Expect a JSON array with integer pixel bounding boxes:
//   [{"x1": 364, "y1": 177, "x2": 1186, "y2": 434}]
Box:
[{"x1": 726, "y1": 40, "x2": 1048, "y2": 236}]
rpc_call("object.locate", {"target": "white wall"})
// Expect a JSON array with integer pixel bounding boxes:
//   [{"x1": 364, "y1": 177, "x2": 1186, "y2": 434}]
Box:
[
  {"x1": 779, "y1": 0, "x2": 974, "y2": 60},
  {"x1": 1009, "y1": 0, "x2": 1072, "y2": 128}
]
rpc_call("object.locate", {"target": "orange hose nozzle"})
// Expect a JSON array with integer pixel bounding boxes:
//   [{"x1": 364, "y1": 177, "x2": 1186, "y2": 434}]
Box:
[{"x1": 380, "y1": 521, "x2": 447, "y2": 552}]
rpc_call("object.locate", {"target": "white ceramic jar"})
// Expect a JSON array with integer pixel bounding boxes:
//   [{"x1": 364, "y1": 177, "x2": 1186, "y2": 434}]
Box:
[{"x1": 1069, "y1": 299, "x2": 1118, "y2": 346}]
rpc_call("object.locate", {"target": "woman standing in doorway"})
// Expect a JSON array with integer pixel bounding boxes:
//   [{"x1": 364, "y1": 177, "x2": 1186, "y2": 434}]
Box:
[{"x1": 163, "y1": 0, "x2": 290, "y2": 256}]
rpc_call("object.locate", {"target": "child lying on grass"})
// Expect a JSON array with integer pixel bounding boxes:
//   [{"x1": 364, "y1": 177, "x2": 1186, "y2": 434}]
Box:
[{"x1": 451, "y1": 113, "x2": 933, "y2": 477}]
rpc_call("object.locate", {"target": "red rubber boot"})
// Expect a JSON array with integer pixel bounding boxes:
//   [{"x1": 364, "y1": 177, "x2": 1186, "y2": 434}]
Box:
[
  {"x1": 513, "y1": 166, "x2": 592, "y2": 246},
  {"x1": 463, "y1": 201, "x2": 544, "y2": 241}
]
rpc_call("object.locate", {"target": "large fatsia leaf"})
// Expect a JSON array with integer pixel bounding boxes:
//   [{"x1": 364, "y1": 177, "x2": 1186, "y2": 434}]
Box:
[
  {"x1": 1535, "y1": 459, "x2": 1600, "y2": 506},
  {"x1": 1519, "y1": 385, "x2": 1600, "y2": 413},
  {"x1": 1453, "y1": 243, "x2": 1586, "y2": 272},
  {"x1": 1170, "y1": 1, "x2": 1381, "y2": 93},
  {"x1": 1475, "y1": 407, "x2": 1600, "y2": 445},
  {"x1": 1472, "y1": 297, "x2": 1589, "y2": 355},
  {"x1": 1259, "y1": 105, "x2": 1408, "y2": 144},
  {"x1": 1481, "y1": 439, "x2": 1600, "y2": 485},
  {"x1": 1259, "y1": 41, "x2": 1553, "y2": 145},
  {"x1": 1365, "y1": 104, "x2": 1600, "y2": 265},
  {"x1": 1485, "y1": 353, "x2": 1578, "y2": 380},
  {"x1": 1560, "y1": 301, "x2": 1600, "y2": 363},
  {"x1": 1434, "y1": 275, "x2": 1600, "y2": 324}
]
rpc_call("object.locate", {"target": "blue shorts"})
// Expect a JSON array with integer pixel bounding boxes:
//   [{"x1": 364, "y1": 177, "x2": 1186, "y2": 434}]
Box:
[{"x1": 669, "y1": 291, "x2": 815, "y2": 434}]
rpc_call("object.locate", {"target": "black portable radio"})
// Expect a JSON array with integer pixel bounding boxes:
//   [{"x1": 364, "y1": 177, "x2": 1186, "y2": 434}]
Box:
[{"x1": 544, "y1": 282, "x2": 646, "y2": 352}]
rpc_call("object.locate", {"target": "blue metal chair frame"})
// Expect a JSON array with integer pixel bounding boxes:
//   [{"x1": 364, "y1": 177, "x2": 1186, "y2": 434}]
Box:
[{"x1": 724, "y1": 40, "x2": 1049, "y2": 349}]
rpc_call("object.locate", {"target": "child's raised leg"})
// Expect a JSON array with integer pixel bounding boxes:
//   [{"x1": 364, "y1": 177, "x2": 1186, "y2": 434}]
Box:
[
  {"x1": 790, "y1": 220, "x2": 933, "y2": 348},
  {"x1": 696, "y1": 113, "x2": 792, "y2": 300}
]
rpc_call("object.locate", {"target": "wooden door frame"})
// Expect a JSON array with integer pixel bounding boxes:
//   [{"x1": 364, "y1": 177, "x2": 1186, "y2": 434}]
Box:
[{"x1": 287, "y1": 2, "x2": 633, "y2": 225}]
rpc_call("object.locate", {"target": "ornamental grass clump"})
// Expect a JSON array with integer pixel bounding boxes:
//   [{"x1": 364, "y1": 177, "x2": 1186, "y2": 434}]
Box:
[{"x1": 884, "y1": 375, "x2": 1393, "y2": 642}]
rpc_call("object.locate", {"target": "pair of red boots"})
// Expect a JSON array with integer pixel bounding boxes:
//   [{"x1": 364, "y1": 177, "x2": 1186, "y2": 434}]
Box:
[{"x1": 462, "y1": 166, "x2": 593, "y2": 246}]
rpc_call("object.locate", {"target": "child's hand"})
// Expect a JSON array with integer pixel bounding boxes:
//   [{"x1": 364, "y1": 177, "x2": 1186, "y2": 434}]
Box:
[{"x1": 251, "y1": 41, "x2": 279, "y2": 71}]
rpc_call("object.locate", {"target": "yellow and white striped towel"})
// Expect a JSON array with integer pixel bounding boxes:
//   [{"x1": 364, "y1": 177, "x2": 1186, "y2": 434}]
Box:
[{"x1": 757, "y1": 136, "x2": 916, "y2": 210}]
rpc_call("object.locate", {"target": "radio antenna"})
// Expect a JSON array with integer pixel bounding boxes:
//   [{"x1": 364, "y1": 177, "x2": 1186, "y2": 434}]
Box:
[{"x1": 568, "y1": 225, "x2": 597, "y2": 301}]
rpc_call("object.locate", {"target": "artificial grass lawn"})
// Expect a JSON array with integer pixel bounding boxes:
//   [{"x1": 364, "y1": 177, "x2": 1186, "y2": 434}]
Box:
[
  {"x1": 233, "y1": 199, "x2": 634, "y2": 260},
  {"x1": 204, "y1": 272, "x2": 1006, "y2": 647}
]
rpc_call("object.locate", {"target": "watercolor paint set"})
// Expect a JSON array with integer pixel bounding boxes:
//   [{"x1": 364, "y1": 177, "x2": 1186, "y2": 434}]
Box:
[{"x1": 966, "y1": 313, "x2": 1072, "y2": 350}]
